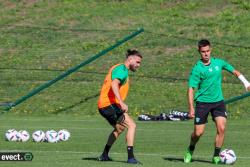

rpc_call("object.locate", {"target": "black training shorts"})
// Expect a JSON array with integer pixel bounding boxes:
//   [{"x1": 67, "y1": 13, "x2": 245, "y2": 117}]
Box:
[
  {"x1": 98, "y1": 104, "x2": 125, "y2": 126},
  {"x1": 194, "y1": 100, "x2": 227, "y2": 125}
]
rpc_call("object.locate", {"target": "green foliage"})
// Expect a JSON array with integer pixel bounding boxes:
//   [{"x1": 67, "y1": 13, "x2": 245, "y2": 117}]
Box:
[
  {"x1": 0, "y1": 0, "x2": 250, "y2": 116},
  {"x1": 232, "y1": 0, "x2": 250, "y2": 10}
]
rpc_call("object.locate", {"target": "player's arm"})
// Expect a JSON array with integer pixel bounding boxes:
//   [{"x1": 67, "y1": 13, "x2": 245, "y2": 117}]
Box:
[
  {"x1": 188, "y1": 66, "x2": 199, "y2": 119},
  {"x1": 111, "y1": 79, "x2": 128, "y2": 112},
  {"x1": 222, "y1": 59, "x2": 250, "y2": 91},
  {"x1": 232, "y1": 70, "x2": 250, "y2": 91},
  {"x1": 188, "y1": 87, "x2": 195, "y2": 119}
]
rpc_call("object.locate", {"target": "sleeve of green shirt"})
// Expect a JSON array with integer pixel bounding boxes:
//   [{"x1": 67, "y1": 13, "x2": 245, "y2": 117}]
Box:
[
  {"x1": 111, "y1": 65, "x2": 128, "y2": 85},
  {"x1": 220, "y1": 59, "x2": 235, "y2": 73},
  {"x1": 188, "y1": 66, "x2": 200, "y2": 88}
]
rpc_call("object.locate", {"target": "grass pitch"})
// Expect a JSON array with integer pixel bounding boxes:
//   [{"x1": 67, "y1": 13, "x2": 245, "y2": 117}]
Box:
[
  {"x1": 0, "y1": 114, "x2": 249, "y2": 167},
  {"x1": 0, "y1": 1, "x2": 250, "y2": 166},
  {"x1": 1, "y1": 0, "x2": 250, "y2": 115}
]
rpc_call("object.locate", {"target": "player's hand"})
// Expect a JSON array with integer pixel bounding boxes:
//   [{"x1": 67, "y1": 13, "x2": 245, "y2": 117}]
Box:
[
  {"x1": 120, "y1": 102, "x2": 128, "y2": 113},
  {"x1": 188, "y1": 108, "x2": 195, "y2": 119},
  {"x1": 247, "y1": 85, "x2": 250, "y2": 91}
]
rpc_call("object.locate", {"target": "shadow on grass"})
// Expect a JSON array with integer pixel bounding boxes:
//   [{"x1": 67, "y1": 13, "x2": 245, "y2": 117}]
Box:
[
  {"x1": 82, "y1": 157, "x2": 126, "y2": 164},
  {"x1": 53, "y1": 93, "x2": 99, "y2": 114},
  {"x1": 163, "y1": 157, "x2": 211, "y2": 164}
]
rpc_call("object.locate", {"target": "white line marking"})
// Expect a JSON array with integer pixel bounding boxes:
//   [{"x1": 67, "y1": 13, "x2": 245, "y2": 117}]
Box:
[
  {"x1": 1, "y1": 150, "x2": 250, "y2": 159},
  {"x1": 0, "y1": 126, "x2": 248, "y2": 135},
  {"x1": 1, "y1": 118, "x2": 249, "y2": 126}
]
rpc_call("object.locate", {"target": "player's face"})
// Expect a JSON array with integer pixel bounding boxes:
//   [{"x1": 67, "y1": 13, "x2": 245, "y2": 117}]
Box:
[
  {"x1": 199, "y1": 45, "x2": 211, "y2": 63},
  {"x1": 128, "y1": 56, "x2": 142, "y2": 72}
]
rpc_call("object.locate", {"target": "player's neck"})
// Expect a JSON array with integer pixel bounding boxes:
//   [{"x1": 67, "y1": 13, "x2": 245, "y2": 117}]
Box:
[
  {"x1": 201, "y1": 59, "x2": 210, "y2": 65},
  {"x1": 124, "y1": 61, "x2": 130, "y2": 70}
]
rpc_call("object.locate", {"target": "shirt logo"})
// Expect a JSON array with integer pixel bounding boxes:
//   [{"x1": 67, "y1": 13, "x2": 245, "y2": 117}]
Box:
[
  {"x1": 215, "y1": 66, "x2": 219, "y2": 71},
  {"x1": 208, "y1": 68, "x2": 213, "y2": 72}
]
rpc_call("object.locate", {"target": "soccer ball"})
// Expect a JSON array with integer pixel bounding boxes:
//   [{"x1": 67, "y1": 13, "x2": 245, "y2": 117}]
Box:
[
  {"x1": 15, "y1": 131, "x2": 22, "y2": 141},
  {"x1": 58, "y1": 129, "x2": 70, "y2": 141},
  {"x1": 5, "y1": 129, "x2": 18, "y2": 141},
  {"x1": 18, "y1": 130, "x2": 30, "y2": 142},
  {"x1": 45, "y1": 130, "x2": 59, "y2": 143},
  {"x1": 220, "y1": 149, "x2": 237, "y2": 164},
  {"x1": 32, "y1": 130, "x2": 45, "y2": 142}
]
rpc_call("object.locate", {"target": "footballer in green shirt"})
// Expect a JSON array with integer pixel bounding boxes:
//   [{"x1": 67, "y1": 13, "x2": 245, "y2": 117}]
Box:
[{"x1": 184, "y1": 39, "x2": 250, "y2": 164}]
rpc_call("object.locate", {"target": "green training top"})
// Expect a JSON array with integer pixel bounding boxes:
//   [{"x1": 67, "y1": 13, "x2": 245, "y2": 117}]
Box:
[
  {"x1": 188, "y1": 57, "x2": 235, "y2": 103},
  {"x1": 111, "y1": 64, "x2": 129, "y2": 85}
]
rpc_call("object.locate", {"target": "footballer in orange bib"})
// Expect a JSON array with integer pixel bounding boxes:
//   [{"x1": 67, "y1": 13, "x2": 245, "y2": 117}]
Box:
[{"x1": 97, "y1": 49, "x2": 142, "y2": 164}]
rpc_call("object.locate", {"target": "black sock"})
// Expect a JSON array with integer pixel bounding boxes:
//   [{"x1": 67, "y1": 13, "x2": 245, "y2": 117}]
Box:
[
  {"x1": 213, "y1": 147, "x2": 221, "y2": 157},
  {"x1": 102, "y1": 144, "x2": 111, "y2": 156},
  {"x1": 189, "y1": 145, "x2": 195, "y2": 152},
  {"x1": 127, "y1": 146, "x2": 134, "y2": 159}
]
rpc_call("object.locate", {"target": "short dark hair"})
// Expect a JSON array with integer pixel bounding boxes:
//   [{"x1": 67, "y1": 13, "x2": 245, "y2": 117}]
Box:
[
  {"x1": 198, "y1": 39, "x2": 210, "y2": 49},
  {"x1": 126, "y1": 49, "x2": 142, "y2": 58}
]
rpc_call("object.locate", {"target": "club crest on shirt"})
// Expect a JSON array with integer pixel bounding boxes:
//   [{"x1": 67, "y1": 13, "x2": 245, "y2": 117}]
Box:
[{"x1": 215, "y1": 66, "x2": 219, "y2": 71}]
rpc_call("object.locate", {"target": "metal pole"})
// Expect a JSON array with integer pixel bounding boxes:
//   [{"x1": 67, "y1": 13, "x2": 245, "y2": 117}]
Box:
[
  {"x1": 6, "y1": 28, "x2": 144, "y2": 110},
  {"x1": 225, "y1": 92, "x2": 250, "y2": 104}
]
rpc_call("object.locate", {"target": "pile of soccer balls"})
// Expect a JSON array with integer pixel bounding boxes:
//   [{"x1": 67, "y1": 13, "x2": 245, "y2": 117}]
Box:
[{"x1": 5, "y1": 129, "x2": 70, "y2": 143}]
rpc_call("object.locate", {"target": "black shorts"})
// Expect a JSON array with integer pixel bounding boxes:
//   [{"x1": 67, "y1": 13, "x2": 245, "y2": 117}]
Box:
[
  {"x1": 98, "y1": 104, "x2": 125, "y2": 126},
  {"x1": 194, "y1": 100, "x2": 227, "y2": 125}
]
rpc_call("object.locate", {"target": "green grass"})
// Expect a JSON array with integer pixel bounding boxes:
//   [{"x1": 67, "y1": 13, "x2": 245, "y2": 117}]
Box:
[
  {"x1": 1, "y1": 1, "x2": 250, "y2": 167},
  {"x1": 0, "y1": 114, "x2": 249, "y2": 167}
]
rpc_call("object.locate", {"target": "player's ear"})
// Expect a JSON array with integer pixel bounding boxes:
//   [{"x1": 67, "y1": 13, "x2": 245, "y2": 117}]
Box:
[
  {"x1": 127, "y1": 56, "x2": 133, "y2": 62},
  {"x1": 197, "y1": 48, "x2": 200, "y2": 54}
]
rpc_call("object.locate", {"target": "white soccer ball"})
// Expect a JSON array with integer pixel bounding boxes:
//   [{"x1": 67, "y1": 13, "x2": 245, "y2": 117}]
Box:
[
  {"x1": 58, "y1": 129, "x2": 70, "y2": 141},
  {"x1": 5, "y1": 129, "x2": 18, "y2": 141},
  {"x1": 32, "y1": 130, "x2": 45, "y2": 142},
  {"x1": 220, "y1": 149, "x2": 237, "y2": 165},
  {"x1": 15, "y1": 131, "x2": 22, "y2": 142},
  {"x1": 45, "y1": 130, "x2": 59, "y2": 143},
  {"x1": 18, "y1": 130, "x2": 30, "y2": 142}
]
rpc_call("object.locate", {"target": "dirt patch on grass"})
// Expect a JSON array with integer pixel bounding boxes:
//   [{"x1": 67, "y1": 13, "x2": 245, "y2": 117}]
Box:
[
  {"x1": 190, "y1": 2, "x2": 231, "y2": 18},
  {"x1": 1, "y1": 1, "x2": 16, "y2": 9},
  {"x1": 165, "y1": 45, "x2": 192, "y2": 54},
  {"x1": 1, "y1": 0, "x2": 38, "y2": 9},
  {"x1": 23, "y1": 0, "x2": 39, "y2": 7},
  {"x1": 160, "y1": 0, "x2": 186, "y2": 9}
]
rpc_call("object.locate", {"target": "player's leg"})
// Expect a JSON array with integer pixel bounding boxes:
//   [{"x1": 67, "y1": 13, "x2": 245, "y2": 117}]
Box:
[
  {"x1": 212, "y1": 116, "x2": 226, "y2": 164},
  {"x1": 184, "y1": 124, "x2": 206, "y2": 163},
  {"x1": 100, "y1": 124, "x2": 125, "y2": 160},
  {"x1": 120, "y1": 113, "x2": 141, "y2": 164},
  {"x1": 211, "y1": 101, "x2": 227, "y2": 164},
  {"x1": 214, "y1": 117, "x2": 226, "y2": 149},
  {"x1": 184, "y1": 101, "x2": 209, "y2": 163},
  {"x1": 121, "y1": 113, "x2": 136, "y2": 146},
  {"x1": 191, "y1": 124, "x2": 206, "y2": 146},
  {"x1": 98, "y1": 105, "x2": 125, "y2": 161},
  {"x1": 106, "y1": 124, "x2": 126, "y2": 146}
]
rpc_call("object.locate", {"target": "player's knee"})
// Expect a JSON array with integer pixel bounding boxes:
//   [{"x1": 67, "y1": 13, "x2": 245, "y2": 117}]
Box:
[
  {"x1": 217, "y1": 126, "x2": 226, "y2": 134},
  {"x1": 194, "y1": 130, "x2": 204, "y2": 137},
  {"x1": 116, "y1": 130, "x2": 122, "y2": 135},
  {"x1": 113, "y1": 131, "x2": 119, "y2": 138},
  {"x1": 128, "y1": 121, "x2": 136, "y2": 130},
  {"x1": 115, "y1": 126, "x2": 125, "y2": 134},
  {"x1": 118, "y1": 127, "x2": 125, "y2": 134}
]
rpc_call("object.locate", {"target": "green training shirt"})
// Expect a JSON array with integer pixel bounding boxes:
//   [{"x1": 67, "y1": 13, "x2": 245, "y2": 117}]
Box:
[
  {"x1": 188, "y1": 57, "x2": 235, "y2": 103},
  {"x1": 111, "y1": 64, "x2": 129, "y2": 85}
]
